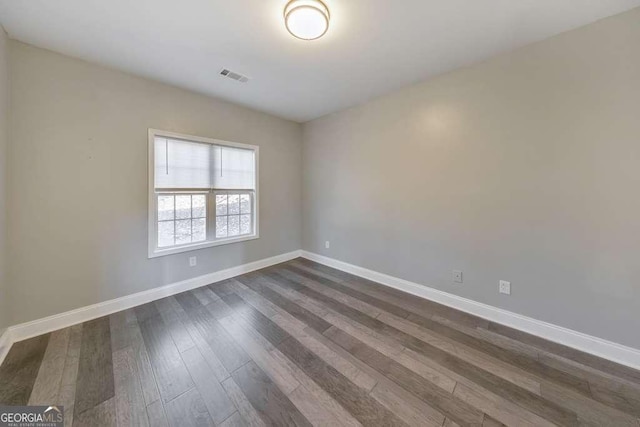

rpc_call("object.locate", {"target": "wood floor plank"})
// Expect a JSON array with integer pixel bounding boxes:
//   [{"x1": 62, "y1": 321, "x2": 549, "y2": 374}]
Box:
[
  {"x1": 113, "y1": 346, "x2": 150, "y2": 427},
  {"x1": 284, "y1": 264, "x2": 413, "y2": 319},
  {"x1": 236, "y1": 275, "x2": 334, "y2": 332},
  {"x1": 134, "y1": 302, "x2": 162, "y2": 323},
  {"x1": 3, "y1": 259, "x2": 640, "y2": 426},
  {"x1": 238, "y1": 276, "x2": 332, "y2": 334},
  {"x1": 146, "y1": 399, "x2": 169, "y2": 427},
  {"x1": 109, "y1": 309, "x2": 138, "y2": 352},
  {"x1": 588, "y1": 379, "x2": 640, "y2": 418},
  {"x1": 268, "y1": 346, "x2": 365, "y2": 427},
  {"x1": 181, "y1": 346, "x2": 236, "y2": 424},
  {"x1": 156, "y1": 297, "x2": 196, "y2": 353},
  {"x1": 240, "y1": 273, "x2": 331, "y2": 318},
  {"x1": 290, "y1": 261, "x2": 422, "y2": 314},
  {"x1": 75, "y1": 317, "x2": 115, "y2": 417},
  {"x1": 215, "y1": 292, "x2": 289, "y2": 347},
  {"x1": 206, "y1": 298, "x2": 237, "y2": 320},
  {"x1": 59, "y1": 324, "x2": 83, "y2": 427},
  {"x1": 534, "y1": 348, "x2": 640, "y2": 417},
  {"x1": 228, "y1": 279, "x2": 281, "y2": 318},
  {"x1": 370, "y1": 381, "x2": 445, "y2": 427},
  {"x1": 295, "y1": 260, "x2": 596, "y2": 408},
  {"x1": 0, "y1": 334, "x2": 50, "y2": 405},
  {"x1": 304, "y1": 324, "x2": 451, "y2": 426},
  {"x1": 138, "y1": 314, "x2": 194, "y2": 403},
  {"x1": 294, "y1": 259, "x2": 490, "y2": 329},
  {"x1": 214, "y1": 286, "x2": 367, "y2": 427},
  {"x1": 29, "y1": 327, "x2": 71, "y2": 405},
  {"x1": 208, "y1": 279, "x2": 238, "y2": 297},
  {"x1": 192, "y1": 287, "x2": 219, "y2": 306},
  {"x1": 379, "y1": 313, "x2": 543, "y2": 394},
  {"x1": 324, "y1": 327, "x2": 484, "y2": 426},
  {"x1": 232, "y1": 361, "x2": 312, "y2": 427},
  {"x1": 404, "y1": 312, "x2": 591, "y2": 395},
  {"x1": 73, "y1": 396, "x2": 117, "y2": 427},
  {"x1": 272, "y1": 268, "x2": 383, "y2": 318},
  {"x1": 452, "y1": 382, "x2": 555, "y2": 427},
  {"x1": 221, "y1": 377, "x2": 268, "y2": 427},
  {"x1": 482, "y1": 413, "x2": 506, "y2": 427},
  {"x1": 110, "y1": 308, "x2": 162, "y2": 406},
  {"x1": 487, "y1": 322, "x2": 640, "y2": 385},
  {"x1": 540, "y1": 380, "x2": 638, "y2": 426},
  {"x1": 174, "y1": 290, "x2": 206, "y2": 312},
  {"x1": 286, "y1": 384, "x2": 359, "y2": 427},
  {"x1": 381, "y1": 323, "x2": 580, "y2": 426},
  {"x1": 216, "y1": 292, "x2": 360, "y2": 427},
  {"x1": 170, "y1": 297, "x2": 232, "y2": 383},
  {"x1": 218, "y1": 315, "x2": 301, "y2": 395},
  {"x1": 277, "y1": 337, "x2": 408, "y2": 426},
  {"x1": 274, "y1": 266, "x2": 580, "y2": 426},
  {"x1": 273, "y1": 313, "x2": 377, "y2": 392},
  {"x1": 185, "y1": 304, "x2": 251, "y2": 373},
  {"x1": 263, "y1": 271, "x2": 400, "y2": 350},
  {"x1": 164, "y1": 387, "x2": 215, "y2": 427},
  {"x1": 219, "y1": 412, "x2": 248, "y2": 427}
]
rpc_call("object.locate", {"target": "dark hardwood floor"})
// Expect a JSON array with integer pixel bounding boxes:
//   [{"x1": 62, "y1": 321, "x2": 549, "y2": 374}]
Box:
[{"x1": 1, "y1": 258, "x2": 639, "y2": 426}]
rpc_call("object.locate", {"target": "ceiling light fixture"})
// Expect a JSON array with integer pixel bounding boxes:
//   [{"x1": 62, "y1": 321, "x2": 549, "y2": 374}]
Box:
[{"x1": 284, "y1": 0, "x2": 330, "y2": 41}]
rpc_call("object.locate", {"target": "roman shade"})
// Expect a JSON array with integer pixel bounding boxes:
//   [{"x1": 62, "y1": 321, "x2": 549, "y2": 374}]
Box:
[{"x1": 154, "y1": 137, "x2": 256, "y2": 190}]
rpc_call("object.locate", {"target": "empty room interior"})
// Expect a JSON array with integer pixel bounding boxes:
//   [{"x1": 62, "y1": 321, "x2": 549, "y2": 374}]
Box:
[{"x1": 0, "y1": 1, "x2": 640, "y2": 426}]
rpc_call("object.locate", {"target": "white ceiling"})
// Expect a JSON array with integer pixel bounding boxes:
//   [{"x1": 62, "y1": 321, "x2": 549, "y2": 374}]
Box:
[{"x1": 1, "y1": 1, "x2": 639, "y2": 122}]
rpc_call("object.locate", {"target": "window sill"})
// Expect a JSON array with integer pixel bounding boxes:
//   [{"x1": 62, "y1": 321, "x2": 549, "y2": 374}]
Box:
[{"x1": 148, "y1": 234, "x2": 259, "y2": 259}]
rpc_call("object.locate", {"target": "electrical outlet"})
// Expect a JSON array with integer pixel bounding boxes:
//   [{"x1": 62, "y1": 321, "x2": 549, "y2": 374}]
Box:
[
  {"x1": 189, "y1": 256, "x2": 197, "y2": 267},
  {"x1": 325, "y1": 241, "x2": 330, "y2": 249},
  {"x1": 453, "y1": 270, "x2": 463, "y2": 283},
  {"x1": 499, "y1": 280, "x2": 511, "y2": 295}
]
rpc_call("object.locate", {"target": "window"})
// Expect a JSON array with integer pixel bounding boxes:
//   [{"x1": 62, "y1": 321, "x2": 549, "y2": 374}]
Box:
[{"x1": 148, "y1": 129, "x2": 258, "y2": 257}]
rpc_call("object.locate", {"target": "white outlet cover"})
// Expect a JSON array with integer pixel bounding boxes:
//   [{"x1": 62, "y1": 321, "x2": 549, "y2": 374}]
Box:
[
  {"x1": 189, "y1": 256, "x2": 197, "y2": 267},
  {"x1": 453, "y1": 270, "x2": 463, "y2": 283},
  {"x1": 325, "y1": 241, "x2": 330, "y2": 249},
  {"x1": 499, "y1": 280, "x2": 511, "y2": 295}
]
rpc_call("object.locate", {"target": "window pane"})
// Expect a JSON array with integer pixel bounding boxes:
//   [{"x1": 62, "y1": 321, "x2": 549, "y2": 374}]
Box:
[
  {"x1": 240, "y1": 214, "x2": 251, "y2": 235},
  {"x1": 158, "y1": 195, "x2": 175, "y2": 221},
  {"x1": 176, "y1": 195, "x2": 191, "y2": 219},
  {"x1": 216, "y1": 194, "x2": 227, "y2": 216},
  {"x1": 192, "y1": 195, "x2": 206, "y2": 218},
  {"x1": 192, "y1": 218, "x2": 206, "y2": 242},
  {"x1": 228, "y1": 215, "x2": 240, "y2": 236},
  {"x1": 158, "y1": 221, "x2": 174, "y2": 247},
  {"x1": 228, "y1": 194, "x2": 240, "y2": 215},
  {"x1": 176, "y1": 219, "x2": 192, "y2": 244},
  {"x1": 240, "y1": 194, "x2": 251, "y2": 214},
  {"x1": 216, "y1": 216, "x2": 228, "y2": 238}
]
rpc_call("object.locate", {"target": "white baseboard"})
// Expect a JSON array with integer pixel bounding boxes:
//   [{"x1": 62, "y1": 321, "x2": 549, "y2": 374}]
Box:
[
  {"x1": 0, "y1": 328, "x2": 11, "y2": 367},
  {"x1": 4, "y1": 248, "x2": 639, "y2": 372},
  {"x1": 6, "y1": 250, "x2": 302, "y2": 346},
  {"x1": 300, "y1": 251, "x2": 640, "y2": 371}
]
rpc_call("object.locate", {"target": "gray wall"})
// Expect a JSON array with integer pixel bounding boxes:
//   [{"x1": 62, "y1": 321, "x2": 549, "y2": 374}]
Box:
[
  {"x1": 302, "y1": 8, "x2": 640, "y2": 348},
  {"x1": 0, "y1": 28, "x2": 8, "y2": 334},
  {"x1": 8, "y1": 41, "x2": 302, "y2": 325}
]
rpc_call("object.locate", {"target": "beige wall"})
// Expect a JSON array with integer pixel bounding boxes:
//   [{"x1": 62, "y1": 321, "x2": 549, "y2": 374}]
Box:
[
  {"x1": 8, "y1": 41, "x2": 302, "y2": 325},
  {"x1": 0, "y1": 28, "x2": 8, "y2": 334},
  {"x1": 303, "y1": 8, "x2": 640, "y2": 348}
]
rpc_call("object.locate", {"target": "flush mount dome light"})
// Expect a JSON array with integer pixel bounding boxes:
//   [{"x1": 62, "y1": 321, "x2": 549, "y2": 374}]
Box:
[{"x1": 284, "y1": 0, "x2": 330, "y2": 41}]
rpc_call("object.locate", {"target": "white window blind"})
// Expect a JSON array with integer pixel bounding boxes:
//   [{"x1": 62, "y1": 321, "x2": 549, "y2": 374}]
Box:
[
  {"x1": 212, "y1": 145, "x2": 256, "y2": 190},
  {"x1": 154, "y1": 137, "x2": 255, "y2": 190}
]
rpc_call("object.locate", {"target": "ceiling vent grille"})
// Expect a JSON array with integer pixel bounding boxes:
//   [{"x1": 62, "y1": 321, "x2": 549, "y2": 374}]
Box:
[{"x1": 220, "y1": 68, "x2": 249, "y2": 83}]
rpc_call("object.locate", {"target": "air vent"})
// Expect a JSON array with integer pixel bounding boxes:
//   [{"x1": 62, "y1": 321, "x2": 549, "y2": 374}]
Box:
[{"x1": 220, "y1": 68, "x2": 249, "y2": 83}]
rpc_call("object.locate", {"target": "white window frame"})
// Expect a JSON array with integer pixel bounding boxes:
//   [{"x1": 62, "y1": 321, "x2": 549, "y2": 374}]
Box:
[{"x1": 148, "y1": 129, "x2": 259, "y2": 258}]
